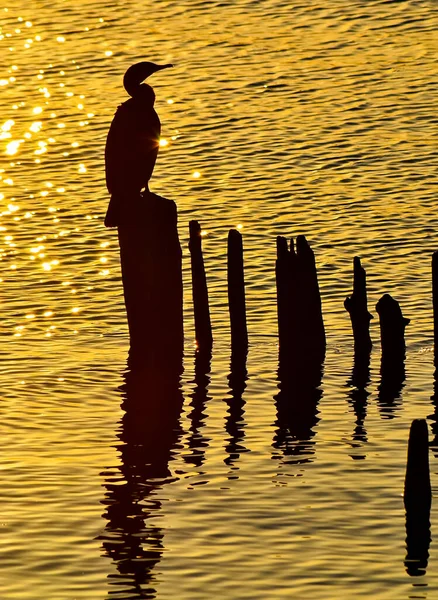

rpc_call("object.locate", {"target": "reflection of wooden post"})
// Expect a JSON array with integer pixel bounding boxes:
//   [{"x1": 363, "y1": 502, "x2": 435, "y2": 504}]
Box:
[
  {"x1": 433, "y1": 252, "x2": 438, "y2": 369},
  {"x1": 404, "y1": 419, "x2": 431, "y2": 576},
  {"x1": 227, "y1": 229, "x2": 248, "y2": 352},
  {"x1": 344, "y1": 257, "x2": 372, "y2": 355},
  {"x1": 189, "y1": 220, "x2": 212, "y2": 351},
  {"x1": 117, "y1": 192, "x2": 183, "y2": 369}
]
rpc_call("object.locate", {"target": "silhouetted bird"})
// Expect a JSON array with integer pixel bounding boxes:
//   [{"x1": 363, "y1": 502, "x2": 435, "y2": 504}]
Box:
[{"x1": 104, "y1": 61, "x2": 172, "y2": 227}]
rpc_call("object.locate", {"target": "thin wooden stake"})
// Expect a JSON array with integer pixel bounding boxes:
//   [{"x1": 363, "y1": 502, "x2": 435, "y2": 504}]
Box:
[
  {"x1": 227, "y1": 229, "x2": 248, "y2": 352},
  {"x1": 189, "y1": 220, "x2": 213, "y2": 351},
  {"x1": 344, "y1": 256, "x2": 372, "y2": 355}
]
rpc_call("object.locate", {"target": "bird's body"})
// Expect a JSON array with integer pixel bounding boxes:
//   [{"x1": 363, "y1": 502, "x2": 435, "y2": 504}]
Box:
[
  {"x1": 104, "y1": 62, "x2": 172, "y2": 227},
  {"x1": 105, "y1": 86, "x2": 160, "y2": 210}
]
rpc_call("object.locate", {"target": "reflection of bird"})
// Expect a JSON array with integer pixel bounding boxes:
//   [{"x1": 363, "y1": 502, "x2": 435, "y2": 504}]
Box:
[{"x1": 104, "y1": 62, "x2": 172, "y2": 227}]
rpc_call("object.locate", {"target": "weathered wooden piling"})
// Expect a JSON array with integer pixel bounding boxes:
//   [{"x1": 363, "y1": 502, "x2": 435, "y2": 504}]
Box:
[
  {"x1": 227, "y1": 229, "x2": 248, "y2": 352},
  {"x1": 376, "y1": 294, "x2": 409, "y2": 365},
  {"x1": 375, "y1": 294, "x2": 408, "y2": 417},
  {"x1": 117, "y1": 192, "x2": 183, "y2": 368},
  {"x1": 433, "y1": 252, "x2": 438, "y2": 370},
  {"x1": 276, "y1": 235, "x2": 325, "y2": 365},
  {"x1": 404, "y1": 419, "x2": 431, "y2": 576},
  {"x1": 276, "y1": 236, "x2": 291, "y2": 354},
  {"x1": 189, "y1": 220, "x2": 213, "y2": 351},
  {"x1": 344, "y1": 257, "x2": 372, "y2": 355},
  {"x1": 296, "y1": 235, "x2": 326, "y2": 362}
]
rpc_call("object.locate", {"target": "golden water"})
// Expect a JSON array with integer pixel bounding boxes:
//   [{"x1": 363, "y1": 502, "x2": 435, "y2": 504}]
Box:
[{"x1": 1, "y1": 1, "x2": 438, "y2": 598}]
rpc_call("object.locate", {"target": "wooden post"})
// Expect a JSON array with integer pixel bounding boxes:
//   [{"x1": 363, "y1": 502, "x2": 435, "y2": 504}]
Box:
[
  {"x1": 276, "y1": 236, "x2": 290, "y2": 355},
  {"x1": 404, "y1": 419, "x2": 431, "y2": 576},
  {"x1": 376, "y1": 294, "x2": 410, "y2": 366},
  {"x1": 227, "y1": 229, "x2": 248, "y2": 352},
  {"x1": 375, "y1": 294, "x2": 408, "y2": 417},
  {"x1": 433, "y1": 252, "x2": 438, "y2": 370},
  {"x1": 118, "y1": 192, "x2": 183, "y2": 369},
  {"x1": 189, "y1": 220, "x2": 213, "y2": 351},
  {"x1": 296, "y1": 235, "x2": 326, "y2": 362},
  {"x1": 344, "y1": 257, "x2": 372, "y2": 355},
  {"x1": 276, "y1": 234, "x2": 325, "y2": 367}
]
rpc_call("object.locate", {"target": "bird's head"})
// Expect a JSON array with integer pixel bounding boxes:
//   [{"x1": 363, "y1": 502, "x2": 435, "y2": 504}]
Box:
[{"x1": 123, "y1": 61, "x2": 173, "y2": 98}]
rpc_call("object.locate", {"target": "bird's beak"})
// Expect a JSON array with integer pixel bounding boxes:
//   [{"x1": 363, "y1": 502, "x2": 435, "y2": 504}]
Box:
[{"x1": 156, "y1": 63, "x2": 173, "y2": 71}]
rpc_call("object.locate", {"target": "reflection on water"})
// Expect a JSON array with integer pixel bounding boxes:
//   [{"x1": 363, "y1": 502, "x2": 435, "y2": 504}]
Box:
[
  {"x1": 405, "y1": 507, "x2": 431, "y2": 578},
  {"x1": 99, "y1": 362, "x2": 184, "y2": 598},
  {"x1": 377, "y1": 352, "x2": 406, "y2": 420},
  {"x1": 183, "y1": 349, "x2": 212, "y2": 470},
  {"x1": 272, "y1": 358, "x2": 323, "y2": 474},
  {"x1": 2, "y1": 0, "x2": 438, "y2": 597},
  {"x1": 346, "y1": 351, "x2": 371, "y2": 460},
  {"x1": 224, "y1": 348, "x2": 248, "y2": 477},
  {"x1": 404, "y1": 420, "x2": 432, "y2": 578}
]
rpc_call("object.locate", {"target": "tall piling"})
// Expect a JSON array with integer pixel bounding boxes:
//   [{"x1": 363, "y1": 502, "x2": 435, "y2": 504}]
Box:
[
  {"x1": 296, "y1": 235, "x2": 326, "y2": 363},
  {"x1": 117, "y1": 192, "x2": 183, "y2": 369},
  {"x1": 189, "y1": 220, "x2": 213, "y2": 351},
  {"x1": 276, "y1": 234, "x2": 325, "y2": 367},
  {"x1": 276, "y1": 236, "x2": 291, "y2": 356},
  {"x1": 227, "y1": 229, "x2": 248, "y2": 353}
]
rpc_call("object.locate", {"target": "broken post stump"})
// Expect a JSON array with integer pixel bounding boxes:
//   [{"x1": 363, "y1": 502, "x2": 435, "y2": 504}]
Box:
[
  {"x1": 227, "y1": 229, "x2": 248, "y2": 352},
  {"x1": 189, "y1": 220, "x2": 213, "y2": 351},
  {"x1": 404, "y1": 419, "x2": 431, "y2": 576},
  {"x1": 344, "y1": 257, "x2": 372, "y2": 355},
  {"x1": 117, "y1": 192, "x2": 184, "y2": 370},
  {"x1": 276, "y1": 236, "x2": 292, "y2": 356},
  {"x1": 295, "y1": 235, "x2": 326, "y2": 363},
  {"x1": 376, "y1": 294, "x2": 409, "y2": 367},
  {"x1": 276, "y1": 235, "x2": 325, "y2": 365}
]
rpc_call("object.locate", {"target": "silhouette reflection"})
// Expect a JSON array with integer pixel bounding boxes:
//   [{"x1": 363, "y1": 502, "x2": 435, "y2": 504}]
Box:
[
  {"x1": 99, "y1": 360, "x2": 184, "y2": 599},
  {"x1": 377, "y1": 353, "x2": 405, "y2": 419},
  {"x1": 404, "y1": 511, "x2": 431, "y2": 577},
  {"x1": 272, "y1": 358, "x2": 323, "y2": 472},
  {"x1": 404, "y1": 419, "x2": 432, "y2": 577},
  {"x1": 224, "y1": 348, "x2": 248, "y2": 477},
  {"x1": 346, "y1": 350, "x2": 371, "y2": 460},
  {"x1": 183, "y1": 348, "x2": 212, "y2": 469}
]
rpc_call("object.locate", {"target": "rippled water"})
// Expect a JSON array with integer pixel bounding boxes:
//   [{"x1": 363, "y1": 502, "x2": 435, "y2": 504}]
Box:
[{"x1": 1, "y1": 0, "x2": 438, "y2": 598}]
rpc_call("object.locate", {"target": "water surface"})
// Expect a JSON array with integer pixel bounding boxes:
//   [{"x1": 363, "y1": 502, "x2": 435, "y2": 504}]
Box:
[{"x1": 1, "y1": 1, "x2": 438, "y2": 598}]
